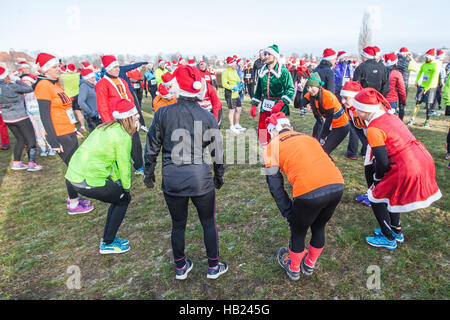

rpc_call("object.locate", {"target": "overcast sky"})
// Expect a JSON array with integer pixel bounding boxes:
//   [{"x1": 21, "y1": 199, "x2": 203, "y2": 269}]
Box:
[{"x1": 1, "y1": 0, "x2": 449, "y2": 59}]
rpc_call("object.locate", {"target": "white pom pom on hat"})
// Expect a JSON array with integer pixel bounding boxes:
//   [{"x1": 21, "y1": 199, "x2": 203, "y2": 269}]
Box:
[
  {"x1": 193, "y1": 81, "x2": 202, "y2": 90},
  {"x1": 112, "y1": 111, "x2": 120, "y2": 118}
]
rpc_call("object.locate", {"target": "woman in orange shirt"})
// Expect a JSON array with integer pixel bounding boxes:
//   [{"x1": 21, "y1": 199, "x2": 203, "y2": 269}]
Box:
[
  {"x1": 304, "y1": 72, "x2": 349, "y2": 154},
  {"x1": 264, "y1": 112, "x2": 344, "y2": 280},
  {"x1": 34, "y1": 52, "x2": 94, "y2": 215}
]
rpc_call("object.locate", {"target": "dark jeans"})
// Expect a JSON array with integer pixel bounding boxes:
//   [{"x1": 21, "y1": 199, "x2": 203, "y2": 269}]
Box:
[
  {"x1": 322, "y1": 124, "x2": 350, "y2": 155},
  {"x1": 346, "y1": 122, "x2": 368, "y2": 158},
  {"x1": 246, "y1": 83, "x2": 254, "y2": 99},
  {"x1": 84, "y1": 115, "x2": 102, "y2": 132},
  {"x1": 163, "y1": 189, "x2": 219, "y2": 268},
  {"x1": 57, "y1": 132, "x2": 79, "y2": 199},
  {"x1": 6, "y1": 118, "x2": 36, "y2": 162},
  {"x1": 370, "y1": 202, "x2": 401, "y2": 241},
  {"x1": 312, "y1": 119, "x2": 323, "y2": 138},
  {"x1": 69, "y1": 179, "x2": 130, "y2": 244},
  {"x1": 289, "y1": 185, "x2": 344, "y2": 252}
]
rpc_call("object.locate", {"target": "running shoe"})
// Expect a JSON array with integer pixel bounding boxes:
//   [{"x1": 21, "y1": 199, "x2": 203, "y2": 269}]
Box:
[
  {"x1": 374, "y1": 228, "x2": 404, "y2": 243},
  {"x1": 48, "y1": 149, "x2": 56, "y2": 156},
  {"x1": 229, "y1": 125, "x2": 240, "y2": 134},
  {"x1": 100, "y1": 236, "x2": 129, "y2": 248},
  {"x1": 365, "y1": 234, "x2": 397, "y2": 250},
  {"x1": 277, "y1": 247, "x2": 300, "y2": 281},
  {"x1": 234, "y1": 124, "x2": 247, "y2": 131},
  {"x1": 67, "y1": 202, "x2": 94, "y2": 215},
  {"x1": 207, "y1": 262, "x2": 229, "y2": 279},
  {"x1": 355, "y1": 193, "x2": 371, "y2": 207},
  {"x1": 407, "y1": 119, "x2": 415, "y2": 126},
  {"x1": 11, "y1": 162, "x2": 28, "y2": 170},
  {"x1": 176, "y1": 259, "x2": 193, "y2": 280},
  {"x1": 430, "y1": 111, "x2": 441, "y2": 117},
  {"x1": 424, "y1": 121, "x2": 430, "y2": 127},
  {"x1": 445, "y1": 153, "x2": 449, "y2": 160},
  {"x1": 67, "y1": 197, "x2": 91, "y2": 206},
  {"x1": 99, "y1": 241, "x2": 130, "y2": 255},
  {"x1": 344, "y1": 154, "x2": 358, "y2": 160},
  {"x1": 300, "y1": 254, "x2": 314, "y2": 277},
  {"x1": 0, "y1": 144, "x2": 10, "y2": 150},
  {"x1": 134, "y1": 167, "x2": 144, "y2": 175},
  {"x1": 27, "y1": 162, "x2": 43, "y2": 172},
  {"x1": 40, "y1": 150, "x2": 48, "y2": 157}
]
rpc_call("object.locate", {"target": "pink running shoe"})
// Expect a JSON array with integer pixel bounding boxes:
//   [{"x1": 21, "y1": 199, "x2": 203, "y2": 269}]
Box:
[
  {"x1": 27, "y1": 162, "x2": 43, "y2": 172},
  {"x1": 67, "y1": 202, "x2": 94, "y2": 215},
  {"x1": 67, "y1": 197, "x2": 91, "y2": 206}
]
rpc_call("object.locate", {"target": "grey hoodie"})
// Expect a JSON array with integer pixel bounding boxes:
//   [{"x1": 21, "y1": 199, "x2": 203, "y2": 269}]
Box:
[
  {"x1": 78, "y1": 79, "x2": 99, "y2": 118},
  {"x1": 0, "y1": 80, "x2": 34, "y2": 122}
]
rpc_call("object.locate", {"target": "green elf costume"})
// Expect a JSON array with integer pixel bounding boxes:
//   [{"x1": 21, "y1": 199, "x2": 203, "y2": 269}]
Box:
[{"x1": 250, "y1": 44, "x2": 295, "y2": 144}]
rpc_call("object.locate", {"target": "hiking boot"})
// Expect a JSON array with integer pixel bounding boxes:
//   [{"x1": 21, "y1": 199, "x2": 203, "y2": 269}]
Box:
[
  {"x1": 11, "y1": 161, "x2": 28, "y2": 170},
  {"x1": 99, "y1": 241, "x2": 130, "y2": 254},
  {"x1": 27, "y1": 162, "x2": 43, "y2": 172},
  {"x1": 300, "y1": 254, "x2": 315, "y2": 276},
  {"x1": 365, "y1": 234, "x2": 397, "y2": 250},
  {"x1": 277, "y1": 247, "x2": 300, "y2": 281},
  {"x1": 207, "y1": 262, "x2": 228, "y2": 279},
  {"x1": 374, "y1": 228, "x2": 404, "y2": 243},
  {"x1": 67, "y1": 202, "x2": 94, "y2": 215},
  {"x1": 176, "y1": 259, "x2": 193, "y2": 280}
]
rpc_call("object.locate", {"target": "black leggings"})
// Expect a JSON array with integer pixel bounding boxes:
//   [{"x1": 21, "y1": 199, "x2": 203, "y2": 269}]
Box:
[
  {"x1": 322, "y1": 124, "x2": 350, "y2": 155},
  {"x1": 370, "y1": 202, "x2": 401, "y2": 241},
  {"x1": 6, "y1": 118, "x2": 37, "y2": 162},
  {"x1": 69, "y1": 179, "x2": 130, "y2": 244},
  {"x1": 163, "y1": 189, "x2": 219, "y2": 268},
  {"x1": 131, "y1": 131, "x2": 143, "y2": 170},
  {"x1": 57, "y1": 132, "x2": 79, "y2": 199},
  {"x1": 289, "y1": 185, "x2": 344, "y2": 252}
]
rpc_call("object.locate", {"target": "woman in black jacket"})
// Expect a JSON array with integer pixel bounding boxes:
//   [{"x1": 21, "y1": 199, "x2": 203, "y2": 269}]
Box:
[{"x1": 144, "y1": 65, "x2": 227, "y2": 281}]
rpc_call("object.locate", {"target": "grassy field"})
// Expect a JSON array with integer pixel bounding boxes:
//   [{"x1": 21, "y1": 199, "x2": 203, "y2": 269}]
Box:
[{"x1": 0, "y1": 87, "x2": 448, "y2": 300}]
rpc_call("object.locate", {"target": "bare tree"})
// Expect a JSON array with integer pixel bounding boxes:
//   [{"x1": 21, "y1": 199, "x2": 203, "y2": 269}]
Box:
[{"x1": 358, "y1": 10, "x2": 372, "y2": 54}]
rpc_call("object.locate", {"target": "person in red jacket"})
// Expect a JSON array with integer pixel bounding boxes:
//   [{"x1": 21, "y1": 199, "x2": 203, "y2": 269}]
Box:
[
  {"x1": 383, "y1": 53, "x2": 407, "y2": 111},
  {"x1": 0, "y1": 106, "x2": 10, "y2": 150},
  {"x1": 126, "y1": 62, "x2": 144, "y2": 107},
  {"x1": 198, "y1": 61, "x2": 213, "y2": 85},
  {"x1": 199, "y1": 83, "x2": 223, "y2": 125},
  {"x1": 95, "y1": 56, "x2": 135, "y2": 123}
]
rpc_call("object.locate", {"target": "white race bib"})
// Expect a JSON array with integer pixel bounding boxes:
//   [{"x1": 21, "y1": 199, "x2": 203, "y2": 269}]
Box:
[
  {"x1": 133, "y1": 83, "x2": 140, "y2": 89},
  {"x1": 150, "y1": 79, "x2": 156, "y2": 85},
  {"x1": 261, "y1": 99, "x2": 275, "y2": 112},
  {"x1": 66, "y1": 108, "x2": 77, "y2": 124},
  {"x1": 205, "y1": 75, "x2": 211, "y2": 81},
  {"x1": 245, "y1": 74, "x2": 252, "y2": 79}
]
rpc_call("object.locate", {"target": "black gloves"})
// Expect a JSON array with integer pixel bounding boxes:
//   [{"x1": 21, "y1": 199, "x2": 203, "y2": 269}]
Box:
[
  {"x1": 214, "y1": 175, "x2": 224, "y2": 190},
  {"x1": 143, "y1": 174, "x2": 155, "y2": 189}
]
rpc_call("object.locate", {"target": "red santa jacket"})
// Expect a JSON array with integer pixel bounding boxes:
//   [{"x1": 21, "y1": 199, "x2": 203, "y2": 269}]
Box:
[
  {"x1": 127, "y1": 69, "x2": 144, "y2": 89},
  {"x1": 95, "y1": 75, "x2": 134, "y2": 123},
  {"x1": 386, "y1": 69, "x2": 407, "y2": 105},
  {"x1": 199, "y1": 69, "x2": 213, "y2": 85},
  {"x1": 198, "y1": 84, "x2": 222, "y2": 121}
]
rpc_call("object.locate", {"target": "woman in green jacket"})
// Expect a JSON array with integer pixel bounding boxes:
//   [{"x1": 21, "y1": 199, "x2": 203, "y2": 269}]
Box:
[{"x1": 65, "y1": 98, "x2": 139, "y2": 254}]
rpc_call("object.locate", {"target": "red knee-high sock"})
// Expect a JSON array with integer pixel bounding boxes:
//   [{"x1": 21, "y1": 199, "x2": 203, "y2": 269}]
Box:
[
  {"x1": 305, "y1": 245, "x2": 323, "y2": 268},
  {"x1": 289, "y1": 249, "x2": 306, "y2": 272}
]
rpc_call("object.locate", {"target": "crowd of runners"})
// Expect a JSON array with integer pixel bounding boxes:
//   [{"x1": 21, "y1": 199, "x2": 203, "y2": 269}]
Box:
[{"x1": 0, "y1": 43, "x2": 447, "y2": 281}]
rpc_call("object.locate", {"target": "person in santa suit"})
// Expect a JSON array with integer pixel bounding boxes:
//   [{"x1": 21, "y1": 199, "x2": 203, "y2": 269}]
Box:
[
  {"x1": 292, "y1": 63, "x2": 310, "y2": 116},
  {"x1": 250, "y1": 44, "x2": 295, "y2": 145},
  {"x1": 198, "y1": 61, "x2": 212, "y2": 85},
  {"x1": 208, "y1": 64, "x2": 218, "y2": 90},
  {"x1": 126, "y1": 61, "x2": 145, "y2": 108},
  {"x1": 352, "y1": 88, "x2": 442, "y2": 250},
  {"x1": 198, "y1": 80, "x2": 223, "y2": 126},
  {"x1": 152, "y1": 73, "x2": 178, "y2": 112}
]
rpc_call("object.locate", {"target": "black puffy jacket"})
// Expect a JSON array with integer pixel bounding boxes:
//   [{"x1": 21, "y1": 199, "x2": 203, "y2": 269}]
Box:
[
  {"x1": 397, "y1": 55, "x2": 411, "y2": 91},
  {"x1": 314, "y1": 60, "x2": 336, "y2": 94},
  {"x1": 144, "y1": 96, "x2": 225, "y2": 197},
  {"x1": 353, "y1": 59, "x2": 389, "y2": 96}
]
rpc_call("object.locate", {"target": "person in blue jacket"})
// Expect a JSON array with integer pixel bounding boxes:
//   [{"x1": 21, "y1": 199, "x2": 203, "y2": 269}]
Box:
[{"x1": 144, "y1": 65, "x2": 157, "y2": 101}]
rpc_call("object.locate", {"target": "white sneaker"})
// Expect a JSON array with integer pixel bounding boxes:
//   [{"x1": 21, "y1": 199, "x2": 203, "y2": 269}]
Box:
[
  {"x1": 229, "y1": 125, "x2": 240, "y2": 134},
  {"x1": 234, "y1": 124, "x2": 246, "y2": 131}
]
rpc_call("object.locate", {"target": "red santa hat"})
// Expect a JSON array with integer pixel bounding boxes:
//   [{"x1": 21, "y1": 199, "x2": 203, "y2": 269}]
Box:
[
  {"x1": 157, "y1": 83, "x2": 172, "y2": 99},
  {"x1": 173, "y1": 65, "x2": 204, "y2": 98},
  {"x1": 60, "y1": 66, "x2": 67, "y2": 73},
  {"x1": 81, "y1": 68, "x2": 95, "y2": 80},
  {"x1": 353, "y1": 88, "x2": 392, "y2": 113},
  {"x1": 322, "y1": 48, "x2": 337, "y2": 61},
  {"x1": 35, "y1": 52, "x2": 59, "y2": 73},
  {"x1": 172, "y1": 60, "x2": 179, "y2": 67},
  {"x1": 436, "y1": 49, "x2": 445, "y2": 58},
  {"x1": 373, "y1": 46, "x2": 382, "y2": 58},
  {"x1": 187, "y1": 59, "x2": 196, "y2": 67},
  {"x1": 340, "y1": 80, "x2": 363, "y2": 98},
  {"x1": 226, "y1": 56, "x2": 236, "y2": 66},
  {"x1": 21, "y1": 74, "x2": 37, "y2": 84},
  {"x1": 399, "y1": 47, "x2": 409, "y2": 55},
  {"x1": 384, "y1": 53, "x2": 398, "y2": 67},
  {"x1": 162, "y1": 71, "x2": 176, "y2": 86},
  {"x1": 337, "y1": 51, "x2": 349, "y2": 61},
  {"x1": 164, "y1": 61, "x2": 171, "y2": 69},
  {"x1": 101, "y1": 55, "x2": 119, "y2": 71},
  {"x1": 424, "y1": 48, "x2": 436, "y2": 60},
  {"x1": 18, "y1": 61, "x2": 30, "y2": 69},
  {"x1": 265, "y1": 112, "x2": 291, "y2": 132},
  {"x1": 178, "y1": 57, "x2": 186, "y2": 64},
  {"x1": 157, "y1": 59, "x2": 165, "y2": 67},
  {"x1": 361, "y1": 46, "x2": 377, "y2": 60},
  {"x1": 296, "y1": 65, "x2": 310, "y2": 79},
  {"x1": 0, "y1": 67, "x2": 8, "y2": 80},
  {"x1": 198, "y1": 60, "x2": 206, "y2": 66},
  {"x1": 67, "y1": 64, "x2": 76, "y2": 72},
  {"x1": 81, "y1": 61, "x2": 93, "y2": 70},
  {"x1": 110, "y1": 98, "x2": 138, "y2": 120}
]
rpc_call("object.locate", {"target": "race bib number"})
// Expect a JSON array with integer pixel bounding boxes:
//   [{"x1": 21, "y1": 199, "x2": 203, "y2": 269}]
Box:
[
  {"x1": 133, "y1": 83, "x2": 140, "y2": 89},
  {"x1": 205, "y1": 75, "x2": 211, "y2": 81},
  {"x1": 422, "y1": 74, "x2": 430, "y2": 82},
  {"x1": 245, "y1": 74, "x2": 252, "y2": 79},
  {"x1": 261, "y1": 99, "x2": 275, "y2": 112},
  {"x1": 66, "y1": 108, "x2": 77, "y2": 124},
  {"x1": 150, "y1": 79, "x2": 156, "y2": 85}
]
